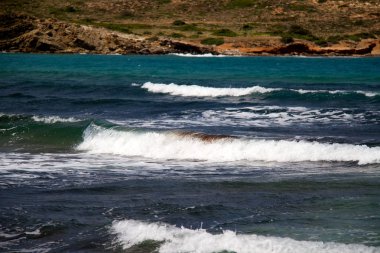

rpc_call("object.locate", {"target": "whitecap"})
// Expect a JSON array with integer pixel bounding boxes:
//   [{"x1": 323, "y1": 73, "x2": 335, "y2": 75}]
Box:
[
  {"x1": 77, "y1": 125, "x2": 380, "y2": 165},
  {"x1": 141, "y1": 82, "x2": 278, "y2": 97},
  {"x1": 170, "y1": 53, "x2": 227, "y2": 57},
  {"x1": 139, "y1": 82, "x2": 379, "y2": 98},
  {"x1": 31, "y1": 115, "x2": 81, "y2": 124},
  {"x1": 111, "y1": 219, "x2": 379, "y2": 253}
]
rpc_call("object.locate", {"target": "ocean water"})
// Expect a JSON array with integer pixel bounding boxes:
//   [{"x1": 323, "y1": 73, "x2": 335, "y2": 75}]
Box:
[{"x1": 0, "y1": 54, "x2": 380, "y2": 253}]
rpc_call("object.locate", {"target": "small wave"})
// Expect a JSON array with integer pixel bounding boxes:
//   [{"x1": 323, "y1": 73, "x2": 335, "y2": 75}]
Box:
[
  {"x1": 140, "y1": 82, "x2": 379, "y2": 98},
  {"x1": 111, "y1": 219, "x2": 378, "y2": 253},
  {"x1": 292, "y1": 89, "x2": 378, "y2": 97},
  {"x1": 31, "y1": 115, "x2": 81, "y2": 124},
  {"x1": 170, "y1": 53, "x2": 228, "y2": 57},
  {"x1": 201, "y1": 106, "x2": 379, "y2": 127},
  {"x1": 141, "y1": 82, "x2": 278, "y2": 97},
  {"x1": 77, "y1": 124, "x2": 380, "y2": 164},
  {"x1": 0, "y1": 113, "x2": 81, "y2": 124}
]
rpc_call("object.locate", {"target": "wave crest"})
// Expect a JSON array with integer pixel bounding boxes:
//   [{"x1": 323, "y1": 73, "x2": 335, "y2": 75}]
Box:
[
  {"x1": 111, "y1": 219, "x2": 378, "y2": 253},
  {"x1": 140, "y1": 82, "x2": 379, "y2": 98},
  {"x1": 141, "y1": 82, "x2": 278, "y2": 97},
  {"x1": 77, "y1": 125, "x2": 380, "y2": 164}
]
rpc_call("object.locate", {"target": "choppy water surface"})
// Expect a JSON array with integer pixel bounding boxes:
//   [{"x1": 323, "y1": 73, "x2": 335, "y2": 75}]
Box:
[{"x1": 0, "y1": 54, "x2": 380, "y2": 253}]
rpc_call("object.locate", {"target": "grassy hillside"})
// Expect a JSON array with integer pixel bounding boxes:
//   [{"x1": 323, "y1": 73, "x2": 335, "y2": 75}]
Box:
[{"x1": 2, "y1": 0, "x2": 380, "y2": 47}]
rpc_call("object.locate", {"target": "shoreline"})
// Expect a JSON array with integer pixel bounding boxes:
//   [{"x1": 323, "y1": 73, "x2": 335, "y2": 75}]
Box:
[
  {"x1": 2, "y1": 51, "x2": 380, "y2": 58},
  {"x1": 1, "y1": 13, "x2": 379, "y2": 57}
]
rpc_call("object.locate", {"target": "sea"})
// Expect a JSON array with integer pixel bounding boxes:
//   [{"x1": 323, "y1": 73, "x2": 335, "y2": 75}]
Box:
[{"x1": 0, "y1": 53, "x2": 380, "y2": 253}]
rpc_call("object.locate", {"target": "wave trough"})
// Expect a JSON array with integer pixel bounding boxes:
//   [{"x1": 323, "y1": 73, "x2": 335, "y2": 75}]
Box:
[
  {"x1": 77, "y1": 125, "x2": 380, "y2": 164},
  {"x1": 112, "y1": 219, "x2": 379, "y2": 253}
]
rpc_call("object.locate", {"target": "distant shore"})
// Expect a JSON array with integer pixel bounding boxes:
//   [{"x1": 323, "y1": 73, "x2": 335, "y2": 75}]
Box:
[{"x1": 1, "y1": 13, "x2": 380, "y2": 57}]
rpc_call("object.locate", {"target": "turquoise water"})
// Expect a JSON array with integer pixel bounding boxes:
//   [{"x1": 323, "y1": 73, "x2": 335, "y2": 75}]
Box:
[{"x1": 0, "y1": 54, "x2": 380, "y2": 253}]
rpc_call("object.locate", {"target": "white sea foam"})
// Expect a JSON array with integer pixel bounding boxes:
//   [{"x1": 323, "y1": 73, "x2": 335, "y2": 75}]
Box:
[
  {"x1": 140, "y1": 82, "x2": 379, "y2": 97},
  {"x1": 77, "y1": 125, "x2": 380, "y2": 164},
  {"x1": 31, "y1": 116, "x2": 81, "y2": 124},
  {"x1": 112, "y1": 219, "x2": 379, "y2": 253},
  {"x1": 292, "y1": 89, "x2": 378, "y2": 97},
  {"x1": 200, "y1": 106, "x2": 379, "y2": 127},
  {"x1": 108, "y1": 106, "x2": 379, "y2": 129},
  {"x1": 141, "y1": 82, "x2": 278, "y2": 97},
  {"x1": 170, "y1": 53, "x2": 227, "y2": 57}
]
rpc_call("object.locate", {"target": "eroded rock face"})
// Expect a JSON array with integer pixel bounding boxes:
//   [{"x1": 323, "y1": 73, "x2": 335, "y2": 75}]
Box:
[
  {"x1": 1, "y1": 13, "x2": 379, "y2": 56},
  {"x1": 0, "y1": 13, "x2": 216, "y2": 55}
]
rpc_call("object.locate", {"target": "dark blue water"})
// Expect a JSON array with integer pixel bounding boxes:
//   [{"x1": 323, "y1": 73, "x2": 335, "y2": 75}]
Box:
[{"x1": 0, "y1": 54, "x2": 379, "y2": 253}]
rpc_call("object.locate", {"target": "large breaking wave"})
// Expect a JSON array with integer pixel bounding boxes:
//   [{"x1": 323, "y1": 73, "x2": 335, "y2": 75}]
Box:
[
  {"x1": 77, "y1": 124, "x2": 380, "y2": 164},
  {"x1": 111, "y1": 219, "x2": 379, "y2": 253}
]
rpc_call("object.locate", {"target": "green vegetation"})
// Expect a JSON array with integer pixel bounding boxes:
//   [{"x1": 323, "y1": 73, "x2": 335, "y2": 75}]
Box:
[
  {"x1": 201, "y1": 37, "x2": 224, "y2": 45},
  {"x1": 288, "y1": 25, "x2": 312, "y2": 36},
  {"x1": 172, "y1": 20, "x2": 186, "y2": 26},
  {"x1": 156, "y1": 0, "x2": 171, "y2": 4},
  {"x1": 119, "y1": 10, "x2": 134, "y2": 18},
  {"x1": 327, "y1": 32, "x2": 376, "y2": 43},
  {"x1": 271, "y1": 24, "x2": 333, "y2": 45},
  {"x1": 79, "y1": 22, "x2": 152, "y2": 33},
  {"x1": 226, "y1": 0, "x2": 256, "y2": 8},
  {"x1": 281, "y1": 36, "x2": 294, "y2": 44},
  {"x1": 125, "y1": 23, "x2": 152, "y2": 29},
  {"x1": 285, "y1": 25, "x2": 318, "y2": 41},
  {"x1": 288, "y1": 4, "x2": 316, "y2": 13},
  {"x1": 64, "y1": 6, "x2": 77, "y2": 13},
  {"x1": 49, "y1": 6, "x2": 80, "y2": 15},
  {"x1": 212, "y1": 29, "x2": 238, "y2": 37},
  {"x1": 2, "y1": 0, "x2": 379, "y2": 50},
  {"x1": 97, "y1": 23, "x2": 132, "y2": 33},
  {"x1": 314, "y1": 38, "x2": 328, "y2": 47},
  {"x1": 177, "y1": 24, "x2": 200, "y2": 31},
  {"x1": 241, "y1": 24, "x2": 253, "y2": 30},
  {"x1": 170, "y1": 32, "x2": 185, "y2": 38}
]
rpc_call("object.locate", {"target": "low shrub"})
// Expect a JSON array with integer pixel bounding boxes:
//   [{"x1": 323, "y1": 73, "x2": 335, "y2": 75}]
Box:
[
  {"x1": 178, "y1": 24, "x2": 199, "y2": 31},
  {"x1": 170, "y1": 33, "x2": 185, "y2": 38},
  {"x1": 201, "y1": 37, "x2": 224, "y2": 46},
  {"x1": 156, "y1": 0, "x2": 171, "y2": 4},
  {"x1": 64, "y1": 6, "x2": 77, "y2": 13},
  {"x1": 227, "y1": 0, "x2": 256, "y2": 8},
  {"x1": 172, "y1": 20, "x2": 186, "y2": 26},
  {"x1": 99, "y1": 23, "x2": 132, "y2": 34},
  {"x1": 281, "y1": 36, "x2": 294, "y2": 44},
  {"x1": 213, "y1": 29, "x2": 238, "y2": 37},
  {"x1": 241, "y1": 24, "x2": 253, "y2": 30}
]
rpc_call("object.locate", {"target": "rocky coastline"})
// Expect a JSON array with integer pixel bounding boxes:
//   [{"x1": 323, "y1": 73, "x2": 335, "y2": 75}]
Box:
[{"x1": 1, "y1": 13, "x2": 379, "y2": 57}]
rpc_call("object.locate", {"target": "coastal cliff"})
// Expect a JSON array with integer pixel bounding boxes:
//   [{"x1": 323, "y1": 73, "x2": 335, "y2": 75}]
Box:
[
  {"x1": 0, "y1": 14, "x2": 215, "y2": 55},
  {"x1": 1, "y1": 12, "x2": 379, "y2": 56}
]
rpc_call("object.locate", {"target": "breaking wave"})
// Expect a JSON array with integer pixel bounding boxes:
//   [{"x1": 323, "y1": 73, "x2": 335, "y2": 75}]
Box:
[
  {"x1": 141, "y1": 82, "x2": 278, "y2": 97},
  {"x1": 140, "y1": 82, "x2": 379, "y2": 98},
  {"x1": 77, "y1": 124, "x2": 380, "y2": 164},
  {"x1": 111, "y1": 219, "x2": 379, "y2": 253},
  {"x1": 31, "y1": 115, "x2": 81, "y2": 124},
  {"x1": 170, "y1": 53, "x2": 228, "y2": 57}
]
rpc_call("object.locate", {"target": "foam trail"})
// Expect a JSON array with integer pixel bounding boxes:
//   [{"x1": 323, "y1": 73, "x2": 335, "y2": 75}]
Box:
[
  {"x1": 77, "y1": 125, "x2": 380, "y2": 164},
  {"x1": 111, "y1": 219, "x2": 379, "y2": 253},
  {"x1": 292, "y1": 89, "x2": 378, "y2": 97},
  {"x1": 141, "y1": 82, "x2": 278, "y2": 97},
  {"x1": 170, "y1": 53, "x2": 228, "y2": 57},
  {"x1": 140, "y1": 82, "x2": 378, "y2": 97},
  {"x1": 31, "y1": 115, "x2": 80, "y2": 123}
]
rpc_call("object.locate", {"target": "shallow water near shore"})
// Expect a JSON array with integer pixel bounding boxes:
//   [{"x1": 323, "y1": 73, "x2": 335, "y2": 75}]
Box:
[{"x1": 0, "y1": 54, "x2": 380, "y2": 253}]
